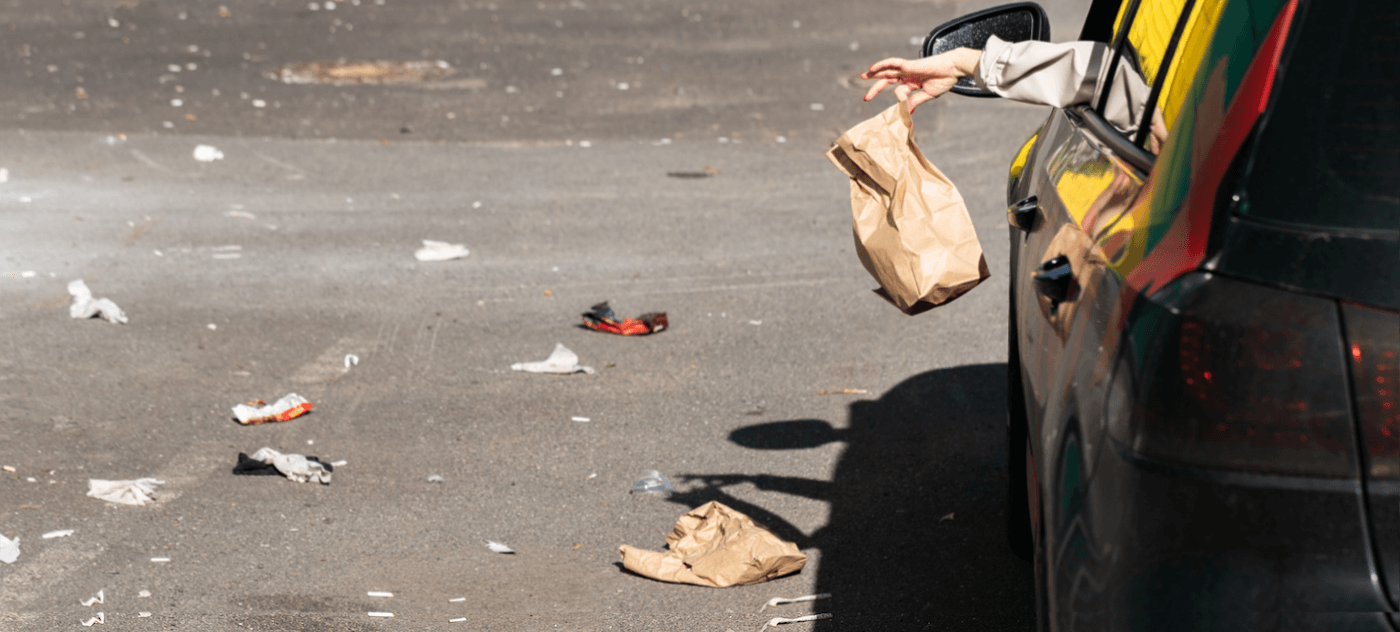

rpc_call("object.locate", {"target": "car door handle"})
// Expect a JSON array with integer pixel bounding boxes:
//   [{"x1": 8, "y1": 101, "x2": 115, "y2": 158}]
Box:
[
  {"x1": 1033, "y1": 255, "x2": 1073, "y2": 303},
  {"x1": 1008, "y1": 196, "x2": 1039, "y2": 232}
]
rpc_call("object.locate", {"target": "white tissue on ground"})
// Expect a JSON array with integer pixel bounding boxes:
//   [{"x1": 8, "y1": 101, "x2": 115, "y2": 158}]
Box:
[
  {"x1": 87, "y1": 478, "x2": 164, "y2": 506},
  {"x1": 414, "y1": 240, "x2": 469, "y2": 262},
  {"x1": 248, "y1": 447, "x2": 332, "y2": 484},
  {"x1": 511, "y1": 343, "x2": 595, "y2": 375},
  {"x1": 68, "y1": 280, "x2": 128, "y2": 324},
  {"x1": 0, "y1": 534, "x2": 18, "y2": 564}
]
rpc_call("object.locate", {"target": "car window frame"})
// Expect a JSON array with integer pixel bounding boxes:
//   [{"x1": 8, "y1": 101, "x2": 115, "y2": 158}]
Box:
[{"x1": 1088, "y1": 0, "x2": 1204, "y2": 167}]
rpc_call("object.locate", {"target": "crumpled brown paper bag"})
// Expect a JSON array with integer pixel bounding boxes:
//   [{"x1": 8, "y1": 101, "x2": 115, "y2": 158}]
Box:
[
  {"x1": 827, "y1": 100, "x2": 990, "y2": 315},
  {"x1": 618, "y1": 501, "x2": 807, "y2": 587}
]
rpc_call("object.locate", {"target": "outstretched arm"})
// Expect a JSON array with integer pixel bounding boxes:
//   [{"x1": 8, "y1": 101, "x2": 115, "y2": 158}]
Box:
[{"x1": 860, "y1": 47, "x2": 981, "y2": 112}]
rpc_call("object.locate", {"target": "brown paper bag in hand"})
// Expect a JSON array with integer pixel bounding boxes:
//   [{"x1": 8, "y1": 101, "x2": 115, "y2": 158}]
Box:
[
  {"x1": 827, "y1": 100, "x2": 990, "y2": 314},
  {"x1": 618, "y1": 501, "x2": 807, "y2": 587}
]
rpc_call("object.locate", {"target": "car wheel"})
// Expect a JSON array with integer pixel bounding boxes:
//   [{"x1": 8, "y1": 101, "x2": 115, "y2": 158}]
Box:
[{"x1": 1007, "y1": 294, "x2": 1034, "y2": 561}]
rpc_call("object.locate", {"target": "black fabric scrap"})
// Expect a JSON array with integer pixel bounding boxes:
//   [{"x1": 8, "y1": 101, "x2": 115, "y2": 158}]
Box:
[{"x1": 231, "y1": 452, "x2": 333, "y2": 476}]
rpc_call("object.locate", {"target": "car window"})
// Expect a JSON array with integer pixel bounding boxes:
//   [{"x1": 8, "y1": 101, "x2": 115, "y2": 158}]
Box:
[{"x1": 1240, "y1": 0, "x2": 1400, "y2": 233}]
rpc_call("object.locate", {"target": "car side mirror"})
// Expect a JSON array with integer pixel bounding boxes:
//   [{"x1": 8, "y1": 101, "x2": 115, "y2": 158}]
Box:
[{"x1": 921, "y1": 2, "x2": 1051, "y2": 98}]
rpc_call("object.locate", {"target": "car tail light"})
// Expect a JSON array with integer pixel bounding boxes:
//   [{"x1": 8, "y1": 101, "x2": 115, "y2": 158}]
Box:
[
  {"x1": 1342, "y1": 303, "x2": 1400, "y2": 481},
  {"x1": 1116, "y1": 274, "x2": 1358, "y2": 477}
]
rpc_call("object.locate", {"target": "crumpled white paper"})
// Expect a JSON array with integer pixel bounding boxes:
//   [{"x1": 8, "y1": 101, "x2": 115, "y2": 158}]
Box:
[
  {"x1": 232, "y1": 393, "x2": 310, "y2": 425},
  {"x1": 68, "y1": 280, "x2": 128, "y2": 324},
  {"x1": 248, "y1": 447, "x2": 332, "y2": 484},
  {"x1": 414, "y1": 240, "x2": 469, "y2": 262},
  {"x1": 87, "y1": 478, "x2": 164, "y2": 506},
  {"x1": 511, "y1": 343, "x2": 595, "y2": 375},
  {"x1": 485, "y1": 540, "x2": 515, "y2": 554},
  {"x1": 0, "y1": 534, "x2": 19, "y2": 564},
  {"x1": 193, "y1": 144, "x2": 224, "y2": 162}
]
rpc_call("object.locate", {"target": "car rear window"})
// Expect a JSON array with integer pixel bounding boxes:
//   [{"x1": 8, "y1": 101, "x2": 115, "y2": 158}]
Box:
[{"x1": 1240, "y1": 0, "x2": 1400, "y2": 233}]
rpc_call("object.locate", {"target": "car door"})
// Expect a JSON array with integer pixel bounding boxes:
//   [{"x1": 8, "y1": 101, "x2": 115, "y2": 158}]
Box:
[{"x1": 1007, "y1": 0, "x2": 1234, "y2": 626}]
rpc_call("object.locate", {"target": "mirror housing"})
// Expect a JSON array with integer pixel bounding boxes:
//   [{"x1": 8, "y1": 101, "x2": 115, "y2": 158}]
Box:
[{"x1": 921, "y1": 2, "x2": 1051, "y2": 98}]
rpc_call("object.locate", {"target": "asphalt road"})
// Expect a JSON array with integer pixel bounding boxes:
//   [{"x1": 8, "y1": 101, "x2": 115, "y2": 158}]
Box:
[{"x1": 2, "y1": 0, "x2": 1089, "y2": 629}]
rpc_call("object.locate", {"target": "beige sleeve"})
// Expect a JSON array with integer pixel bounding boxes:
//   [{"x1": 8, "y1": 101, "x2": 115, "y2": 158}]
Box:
[{"x1": 975, "y1": 35, "x2": 1149, "y2": 136}]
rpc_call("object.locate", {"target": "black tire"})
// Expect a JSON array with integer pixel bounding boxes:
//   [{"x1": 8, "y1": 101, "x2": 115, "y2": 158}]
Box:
[{"x1": 1007, "y1": 294, "x2": 1034, "y2": 561}]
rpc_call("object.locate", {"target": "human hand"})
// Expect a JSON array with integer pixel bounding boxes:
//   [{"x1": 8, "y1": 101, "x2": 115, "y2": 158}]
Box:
[{"x1": 860, "y1": 48, "x2": 980, "y2": 111}]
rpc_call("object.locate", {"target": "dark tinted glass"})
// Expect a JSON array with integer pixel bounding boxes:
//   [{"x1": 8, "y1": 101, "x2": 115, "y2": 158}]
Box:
[{"x1": 1242, "y1": 0, "x2": 1400, "y2": 232}]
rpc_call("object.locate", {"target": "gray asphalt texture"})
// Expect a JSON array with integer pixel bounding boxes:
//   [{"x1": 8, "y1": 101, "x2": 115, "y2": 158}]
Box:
[{"x1": 1, "y1": 0, "x2": 1090, "y2": 629}]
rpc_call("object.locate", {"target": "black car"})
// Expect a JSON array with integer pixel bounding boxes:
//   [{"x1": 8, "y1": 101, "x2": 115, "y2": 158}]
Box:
[{"x1": 929, "y1": 0, "x2": 1398, "y2": 629}]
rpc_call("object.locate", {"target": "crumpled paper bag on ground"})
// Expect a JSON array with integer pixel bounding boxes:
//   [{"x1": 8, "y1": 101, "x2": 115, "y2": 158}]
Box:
[
  {"x1": 68, "y1": 279, "x2": 128, "y2": 324},
  {"x1": 87, "y1": 478, "x2": 164, "y2": 506},
  {"x1": 232, "y1": 393, "x2": 313, "y2": 425},
  {"x1": 619, "y1": 501, "x2": 807, "y2": 587},
  {"x1": 826, "y1": 100, "x2": 990, "y2": 315},
  {"x1": 511, "y1": 343, "x2": 595, "y2": 374},
  {"x1": 239, "y1": 447, "x2": 332, "y2": 484}
]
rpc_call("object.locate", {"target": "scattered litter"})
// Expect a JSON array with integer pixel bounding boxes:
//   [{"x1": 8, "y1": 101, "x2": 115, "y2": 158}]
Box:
[
  {"x1": 0, "y1": 167, "x2": 7, "y2": 182},
  {"x1": 367, "y1": 612, "x2": 394, "y2": 618},
  {"x1": 572, "y1": 416, "x2": 590, "y2": 422},
  {"x1": 449, "y1": 597, "x2": 466, "y2": 603},
  {"x1": 749, "y1": 320, "x2": 763, "y2": 325},
  {"x1": 485, "y1": 541, "x2": 515, "y2": 554},
  {"x1": 667, "y1": 166, "x2": 720, "y2": 178},
  {"x1": 450, "y1": 617, "x2": 467, "y2": 623},
  {"x1": 226, "y1": 210, "x2": 257, "y2": 219},
  {"x1": 139, "y1": 612, "x2": 151, "y2": 617},
  {"x1": 619, "y1": 501, "x2": 808, "y2": 587},
  {"x1": 628, "y1": 470, "x2": 673, "y2": 498},
  {"x1": 344, "y1": 354, "x2": 359, "y2": 368},
  {"x1": 42, "y1": 529, "x2": 74, "y2": 539},
  {"x1": 427, "y1": 474, "x2": 444, "y2": 483},
  {"x1": 414, "y1": 240, "x2": 470, "y2": 262},
  {"x1": 817, "y1": 389, "x2": 868, "y2": 395},
  {"x1": 939, "y1": 512, "x2": 955, "y2": 523},
  {"x1": 511, "y1": 343, "x2": 594, "y2": 375},
  {"x1": 87, "y1": 478, "x2": 164, "y2": 506},
  {"x1": 578, "y1": 140, "x2": 592, "y2": 148},
  {"x1": 232, "y1": 447, "x2": 333, "y2": 484},
  {"x1": 81, "y1": 590, "x2": 104, "y2": 606},
  {"x1": 21, "y1": 271, "x2": 35, "y2": 278},
  {"x1": 367, "y1": 591, "x2": 394, "y2": 598},
  {"x1": 271, "y1": 60, "x2": 453, "y2": 85},
  {"x1": 68, "y1": 280, "x2": 128, "y2": 324},
  {"x1": 330, "y1": 460, "x2": 347, "y2": 467},
  {"x1": 207, "y1": 323, "x2": 217, "y2": 330},
  {"x1": 587, "y1": 473, "x2": 597, "y2": 479},
  {"x1": 581, "y1": 301, "x2": 667, "y2": 336},
  {"x1": 232, "y1": 393, "x2": 313, "y2": 425},
  {"x1": 760, "y1": 593, "x2": 830, "y2": 612},
  {"x1": 758, "y1": 614, "x2": 832, "y2": 630},
  {"x1": 252, "y1": 99, "x2": 266, "y2": 108},
  {"x1": 150, "y1": 557, "x2": 170, "y2": 563},
  {"x1": 0, "y1": 534, "x2": 18, "y2": 564},
  {"x1": 1, "y1": 465, "x2": 13, "y2": 472},
  {"x1": 193, "y1": 145, "x2": 224, "y2": 162},
  {"x1": 80, "y1": 612, "x2": 104, "y2": 626},
  {"x1": 809, "y1": 103, "x2": 824, "y2": 111},
  {"x1": 25, "y1": 477, "x2": 35, "y2": 482},
  {"x1": 212, "y1": 253, "x2": 241, "y2": 260},
  {"x1": 139, "y1": 590, "x2": 151, "y2": 598}
]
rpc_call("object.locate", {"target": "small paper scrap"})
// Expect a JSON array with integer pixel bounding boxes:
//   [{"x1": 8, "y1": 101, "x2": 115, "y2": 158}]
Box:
[
  {"x1": 761, "y1": 613, "x2": 832, "y2": 628},
  {"x1": 150, "y1": 557, "x2": 171, "y2": 563},
  {"x1": 450, "y1": 618, "x2": 467, "y2": 623},
  {"x1": 414, "y1": 240, "x2": 469, "y2": 262},
  {"x1": 485, "y1": 541, "x2": 515, "y2": 554},
  {"x1": 42, "y1": 529, "x2": 75, "y2": 539},
  {"x1": 760, "y1": 593, "x2": 830, "y2": 612},
  {"x1": 367, "y1": 591, "x2": 393, "y2": 597},
  {"x1": 511, "y1": 343, "x2": 594, "y2": 375},
  {"x1": 81, "y1": 590, "x2": 104, "y2": 606},
  {"x1": 449, "y1": 597, "x2": 466, "y2": 603},
  {"x1": 87, "y1": 478, "x2": 164, "y2": 506},
  {"x1": 368, "y1": 612, "x2": 394, "y2": 618},
  {"x1": 232, "y1": 393, "x2": 313, "y2": 425},
  {"x1": 68, "y1": 280, "x2": 127, "y2": 324},
  {"x1": 139, "y1": 612, "x2": 151, "y2": 617},
  {"x1": 81, "y1": 613, "x2": 104, "y2": 627},
  {"x1": 193, "y1": 144, "x2": 224, "y2": 162},
  {"x1": 0, "y1": 535, "x2": 18, "y2": 564},
  {"x1": 572, "y1": 416, "x2": 590, "y2": 422}
]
